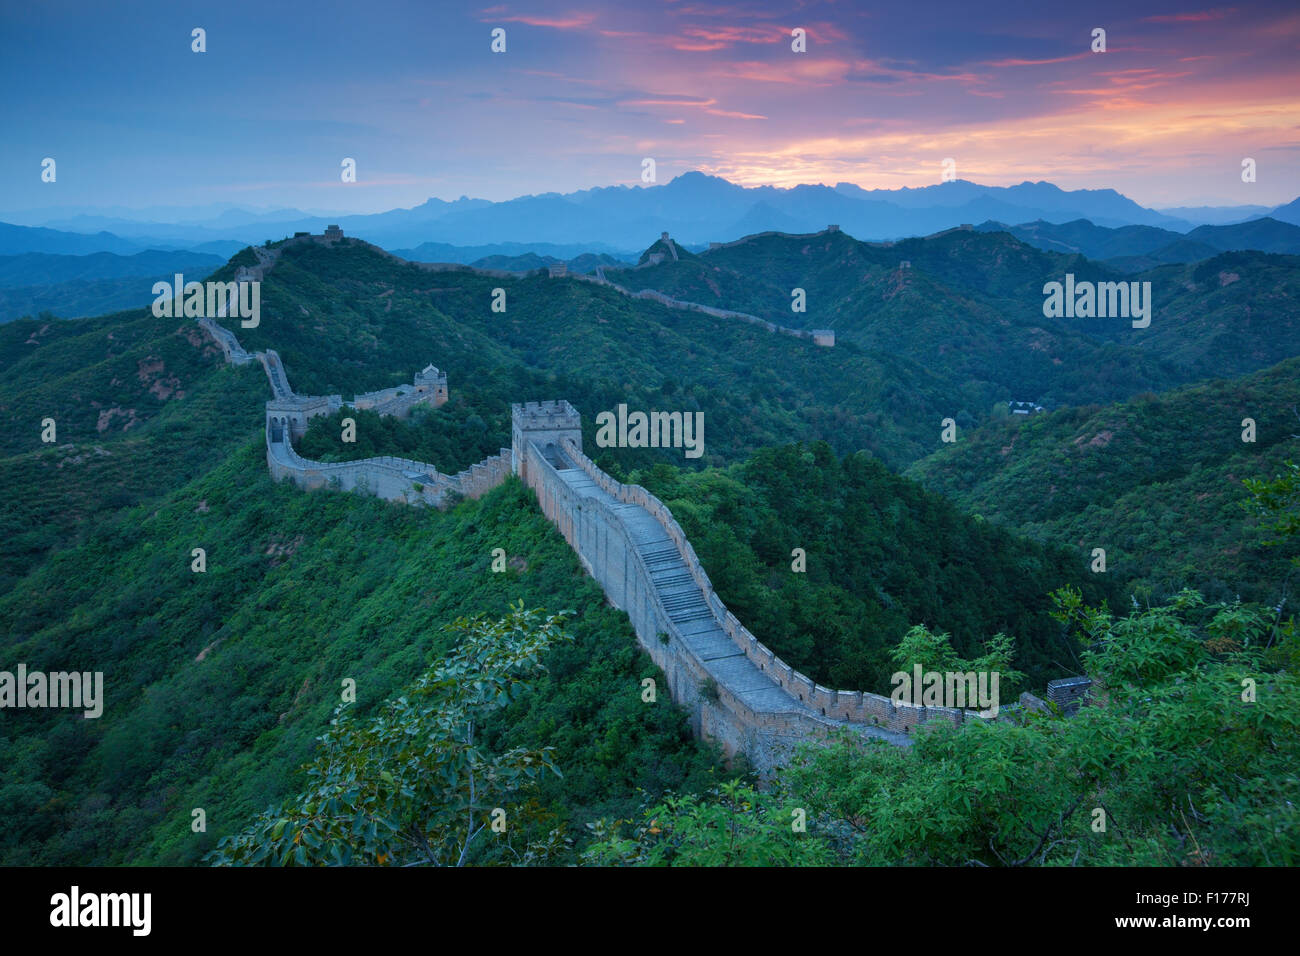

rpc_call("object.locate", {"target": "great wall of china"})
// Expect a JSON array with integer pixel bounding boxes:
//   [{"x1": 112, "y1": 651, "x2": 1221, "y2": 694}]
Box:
[
  {"x1": 196, "y1": 229, "x2": 1004, "y2": 772},
  {"x1": 585, "y1": 229, "x2": 836, "y2": 347}
]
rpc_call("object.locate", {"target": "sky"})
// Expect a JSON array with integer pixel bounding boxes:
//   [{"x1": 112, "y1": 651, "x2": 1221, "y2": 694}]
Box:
[{"x1": 2, "y1": 0, "x2": 1298, "y2": 217}]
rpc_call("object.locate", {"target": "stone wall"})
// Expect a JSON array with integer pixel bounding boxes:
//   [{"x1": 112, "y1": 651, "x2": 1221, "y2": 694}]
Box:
[
  {"x1": 513, "y1": 430, "x2": 910, "y2": 771},
  {"x1": 197, "y1": 316, "x2": 254, "y2": 366},
  {"x1": 508, "y1": 416, "x2": 987, "y2": 769},
  {"x1": 266, "y1": 423, "x2": 510, "y2": 507},
  {"x1": 449, "y1": 450, "x2": 513, "y2": 498},
  {"x1": 196, "y1": 242, "x2": 982, "y2": 771},
  {"x1": 572, "y1": 274, "x2": 832, "y2": 347}
]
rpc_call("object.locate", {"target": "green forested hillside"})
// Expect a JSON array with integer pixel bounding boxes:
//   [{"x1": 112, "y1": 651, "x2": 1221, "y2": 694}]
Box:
[
  {"x1": 3, "y1": 230, "x2": 1296, "y2": 869},
  {"x1": 1096, "y1": 252, "x2": 1300, "y2": 379},
  {"x1": 622, "y1": 229, "x2": 1300, "y2": 407},
  {"x1": 0, "y1": 453, "x2": 724, "y2": 865},
  {"x1": 589, "y1": 589, "x2": 1299, "y2": 867},
  {"x1": 223, "y1": 237, "x2": 965, "y2": 469},
  {"x1": 905, "y1": 357, "x2": 1300, "y2": 604},
  {"x1": 0, "y1": 311, "x2": 268, "y2": 586}
]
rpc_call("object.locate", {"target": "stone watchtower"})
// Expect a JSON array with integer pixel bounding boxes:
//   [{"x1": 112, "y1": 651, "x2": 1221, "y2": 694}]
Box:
[
  {"x1": 511, "y1": 400, "x2": 582, "y2": 484},
  {"x1": 414, "y1": 364, "x2": 449, "y2": 406},
  {"x1": 266, "y1": 394, "x2": 335, "y2": 445}
]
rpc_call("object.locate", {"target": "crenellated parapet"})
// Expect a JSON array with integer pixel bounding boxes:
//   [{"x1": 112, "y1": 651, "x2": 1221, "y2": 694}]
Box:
[
  {"x1": 511, "y1": 400, "x2": 582, "y2": 484},
  {"x1": 506, "y1": 407, "x2": 991, "y2": 771},
  {"x1": 351, "y1": 364, "x2": 448, "y2": 418}
]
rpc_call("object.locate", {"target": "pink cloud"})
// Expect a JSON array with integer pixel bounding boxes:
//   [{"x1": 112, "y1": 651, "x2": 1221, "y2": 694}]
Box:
[
  {"x1": 487, "y1": 11, "x2": 597, "y2": 29},
  {"x1": 982, "y1": 52, "x2": 1094, "y2": 67},
  {"x1": 675, "y1": 24, "x2": 784, "y2": 47},
  {"x1": 617, "y1": 95, "x2": 765, "y2": 119},
  {"x1": 1143, "y1": 8, "x2": 1236, "y2": 22}
]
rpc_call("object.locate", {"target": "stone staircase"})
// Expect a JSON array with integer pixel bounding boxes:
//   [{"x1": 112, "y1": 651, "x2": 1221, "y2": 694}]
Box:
[{"x1": 548, "y1": 451, "x2": 912, "y2": 747}]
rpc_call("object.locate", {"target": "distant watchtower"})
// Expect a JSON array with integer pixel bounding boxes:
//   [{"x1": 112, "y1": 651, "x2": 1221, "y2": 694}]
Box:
[
  {"x1": 511, "y1": 400, "x2": 582, "y2": 484},
  {"x1": 414, "y1": 364, "x2": 449, "y2": 406},
  {"x1": 323, "y1": 224, "x2": 344, "y2": 242}
]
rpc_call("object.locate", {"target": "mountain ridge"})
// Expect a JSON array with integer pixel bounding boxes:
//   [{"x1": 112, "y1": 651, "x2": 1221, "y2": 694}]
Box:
[{"x1": 12, "y1": 173, "x2": 1298, "y2": 254}]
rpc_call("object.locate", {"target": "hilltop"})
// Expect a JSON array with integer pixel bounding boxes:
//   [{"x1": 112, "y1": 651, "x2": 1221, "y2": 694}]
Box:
[{"x1": 905, "y1": 356, "x2": 1300, "y2": 604}]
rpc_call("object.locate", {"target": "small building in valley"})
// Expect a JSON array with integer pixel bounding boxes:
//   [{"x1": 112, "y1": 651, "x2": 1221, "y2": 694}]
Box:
[{"x1": 1007, "y1": 400, "x2": 1044, "y2": 415}]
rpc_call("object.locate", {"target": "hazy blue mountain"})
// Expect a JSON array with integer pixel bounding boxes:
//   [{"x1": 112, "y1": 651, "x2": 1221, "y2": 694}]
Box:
[
  {"x1": 1185, "y1": 217, "x2": 1300, "y2": 254},
  {"x1": 393, "y1": 240, "x2": 636, "y2": 264},
  {"x1": 836, "y1": 179, "x2": 1194, "y2": 228},
  {"x1": 184, "y1": 240, "x2": 254, "y2": 258},
  {"x1": 1266, "y1": 196, "x2": 1300, "y2": 227},
  {"x1": 0, "y1": 249, "x2": 226, "y2": 287},
  {"x1": 10, "y1": 173, "x2": 1284, "y2": 254},
  {"x1": 40, "y1": 207, "x2": 318, "y2": 233},
  {"x1": 0, "y1": 222, "x2": 146, "y2": 256},
  {"x1": 1154, "y1": 204, "x2": 1272, "y2": 225},
  {"x1": 0, "y1": 221, "x2": 248, "y2": 258}
]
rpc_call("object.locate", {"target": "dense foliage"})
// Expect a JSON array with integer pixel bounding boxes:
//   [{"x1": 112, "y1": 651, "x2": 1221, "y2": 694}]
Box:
[
  {"x1": 590, "y1": 589, "x2": 1298, "y2": 866},
  {"x1": 906, "y1": 358, "x2": 1300, "y2": 605},
  {"x1": 209, "y1": 604, "x2": 576, "y2": 866},
  {"x1": 0, "y1": 462, "x2": 724, "y2": 865}
]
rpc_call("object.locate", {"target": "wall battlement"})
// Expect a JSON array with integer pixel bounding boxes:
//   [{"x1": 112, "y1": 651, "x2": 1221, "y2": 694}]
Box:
[
  {"x1": 260, "y1": 356, "x2": 507, "y2": 505},
  {"x1": 534, "y1": 428, "x2": 982, "y2": 768}
]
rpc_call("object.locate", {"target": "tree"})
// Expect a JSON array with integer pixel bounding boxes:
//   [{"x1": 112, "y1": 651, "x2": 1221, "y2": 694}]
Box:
[
  {"x1": 581, "y1": 779, "x2": 832, "y2": 866},
  {"x1": 207, "y1": 602, "x2": 573, "y2": 866},
  {"x1": 889, "y1": 624, "x2": 1026, "y2": 691},
  {"x1": 780, "y1": 589, "x2": 1299, "y2": 866},
  {"x1": 1244, "y1": 459, "x2": 1300, "y2": 564}
]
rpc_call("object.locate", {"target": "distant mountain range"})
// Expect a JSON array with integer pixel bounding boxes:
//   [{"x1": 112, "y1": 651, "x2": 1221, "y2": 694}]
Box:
[
  {"x1": 5, "y1": 172, "x2": 1297, "y2": 255},
  {"x1": 0, "y1": 221, "x2": 246, "y2": 259},
  {"x1": 0, "y1": 249, "x2": 226, "y2": 323},
  {"x1": 0, "y1": 249, "x2": 226, "y2": 287},
  {"x1": 391, "y1": 240, "x2": 634, "y2": 269},
  {"x1": 974, "y1": 217, "x2": 1300, "y2": 272}
]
